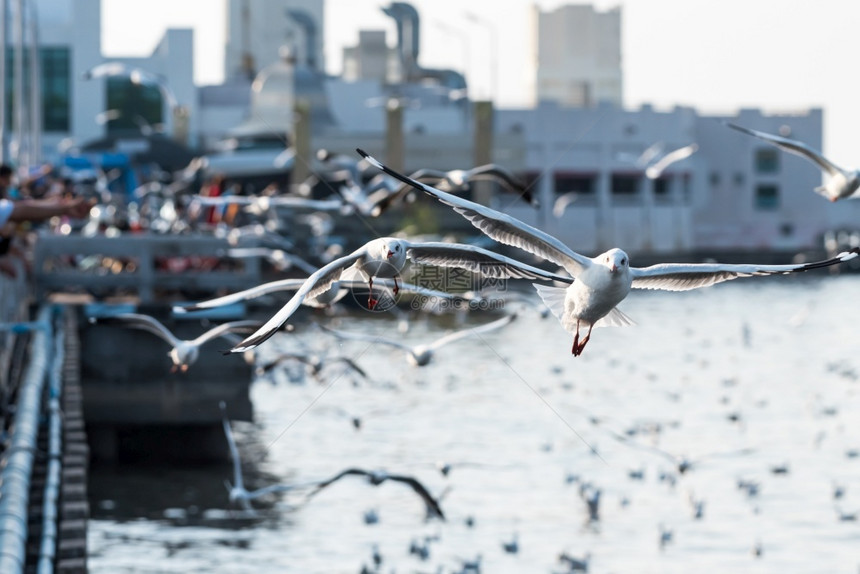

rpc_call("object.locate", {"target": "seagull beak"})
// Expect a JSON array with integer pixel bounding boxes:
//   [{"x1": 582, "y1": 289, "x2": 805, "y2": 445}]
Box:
[
  {"x1": 386, "y1": 250, "x2": 394, "y2": 259},
  {"x1": 610, "y1": 264, "x2": 617, "y2": 273}
]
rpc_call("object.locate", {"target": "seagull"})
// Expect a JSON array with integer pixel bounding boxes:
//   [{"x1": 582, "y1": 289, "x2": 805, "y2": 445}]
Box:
[
  {"x1": 558, "y1": 551, "x2": 590, "y2": 572},
  {"x1": 305, "y1": 467, "x2": 445, "y2": 520},
  {"x1": 358, "y1": 149, "x2": 860, "y2": 356},
  {"x1": 95, "y1": 313, "x2": 261, "y2": 372},
  {"x1": 319, "y1": 313, "x2": 517, "y2": 367},
  {"x1": 644, "y1": 143, "x2": 698, "y2": 179},
  {"x1": 256, "y1": 352, "x2": 369, "y2": 383},
  {"x1": 219, "y1": 402, "x2": 316, "y2": 511},
  {"x1": 553, "y1": 192, "x2": 579, "y2": 218},
  {"x1": 371, "y1": 164, "x2": 538, "y2": 216},
  {"x1": 228, "y1": 237, "x2": 571, "y2": 353},
  {"x1": 83, "y1": 62, "x2": 179, "y2": 110},
  {"x1": 726, "y1": 122, "x2": 860, "y2": 201}
]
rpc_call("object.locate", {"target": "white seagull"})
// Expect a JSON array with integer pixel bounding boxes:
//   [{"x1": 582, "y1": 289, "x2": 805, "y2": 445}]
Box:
[
  {"x1": 228, "y1": 237, "x2": 571, "y2": 353},
  {"x1": 644, "y1": 143, "x2": 699, "y2": 180},
  {"x1": 358, "y1": 148, "x2": 860, "y2": 356},
  {"x1": 727, "y1": 122, "x2": 860, "y2": 201},
  {"x1": 319, "y1": 314, "x2": 516, "y2": 367},
  {"x1": 98, "y1": 313, "x2": 261, "y2": 372},
  {"x1": 219, "y1": 402, "x2": 317, "y2": 512}
]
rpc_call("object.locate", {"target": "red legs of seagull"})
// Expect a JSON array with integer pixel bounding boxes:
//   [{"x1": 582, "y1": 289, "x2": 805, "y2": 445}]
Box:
[
  {"x1": 571, "y1": 320, "x2": 593, "y2": 357},
  {"x1": 392, "y1": 275, "x2": 400, "y2": 296},
  {"x1": 367, "y1": 277, "x2": 379, "y2": 310}
]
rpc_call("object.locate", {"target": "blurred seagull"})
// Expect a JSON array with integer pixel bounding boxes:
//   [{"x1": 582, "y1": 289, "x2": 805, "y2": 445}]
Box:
[
  {"x1": 228, "y1": 237, "x2": 571, "y2": 352},
  {"x1": 305, "y1": 467, "x2": 445, "y2": 520},
  {"x1": 83, "y1": 62, "x2": 179, "y2": 110},
  {"x1": 319, "y1": 314, "x2": 516, "y2": 367},
  {"x1": 97, "y1": 313, "x2": 260, "y2": 372},
  {"x1": 372, "y1": 164, "x2": 538, "y2": 216},
  {"x1": 359, "y1": 149, "x2": 860, "y2": 356},
  {"x1": 219, "y1": 402, "x2": 316, "y2": 511},
  {"x1": 256, "y1": 352, "x2": 370, "y2": 383},
  {"x1": 727, "y1": 122, "x2": 860, "y2": 201},
  {"x1": 644, "y1": 143, "x2": 698, "y2": 179}
]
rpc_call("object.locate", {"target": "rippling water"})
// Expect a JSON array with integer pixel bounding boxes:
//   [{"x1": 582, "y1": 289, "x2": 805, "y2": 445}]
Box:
[{"x1": 88, "y1": 275, "x2": 860, "y2": 573}]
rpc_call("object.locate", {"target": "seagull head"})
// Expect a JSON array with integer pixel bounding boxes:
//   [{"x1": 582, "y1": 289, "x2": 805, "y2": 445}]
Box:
[
  {"x1": 601, "y1": 248, "x2": 629, "y2": 274},
  {"x1": 383, "y1": 239, "x2": 407, "y2": 267}
]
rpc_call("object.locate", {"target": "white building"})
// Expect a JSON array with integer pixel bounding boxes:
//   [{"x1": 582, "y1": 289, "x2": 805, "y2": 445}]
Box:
[{"x1": 531, "y1": 4, "x2": 623, "y2": 108}]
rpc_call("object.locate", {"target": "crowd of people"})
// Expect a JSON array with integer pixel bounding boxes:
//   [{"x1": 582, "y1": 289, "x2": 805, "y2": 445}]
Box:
[{"x1": 0, "y1": 163, "x2": 93, "y2": 278}]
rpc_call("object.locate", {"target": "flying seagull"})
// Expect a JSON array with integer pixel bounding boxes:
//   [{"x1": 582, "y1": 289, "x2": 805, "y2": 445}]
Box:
[
  {"x1": 95, "y1": 313, "x2": 260, "y2": 372},
  {"x1": 644, "y1": 143, "x2": 698, "y2": 179},
  {"x1": 357, "y1": 148, "x2": 860, "y2": 356},
  {"x1": 228, "y1": 238, "x2": 571, "y2": 353},
  {"x1": 319, "y1": 313, "x2": 517, "y2": 366},
  {"x1": 305, "y1": 467, "x2": 445, "y2": 520},
  {"x1": 726, "y1": 122, "x2": 860, "y2": 201},
  {"x1": 219, "y1": 402, "x2": 317, "y2": 511}
]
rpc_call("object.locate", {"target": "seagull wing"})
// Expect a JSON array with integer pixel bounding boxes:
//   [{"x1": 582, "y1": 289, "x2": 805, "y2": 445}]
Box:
[
  {"x1": 465, "y1": 164, "x2": 536, "y2": 206},
  {"x1": 645, "y1": 143, "x2": 698, "y2": 179},
  {"x1": 219, "y1": 403, "x2": 244, "y2": 491},
  {"x1": 318, "y1": 324, "x2": 413, "y2": 352},
  {"x1": 726, "y1": 123, "x2": 847, "y2": 177},
  {"x1": 385, "y1": 474, "x2": 446, "y2": 520},
  {"x1": 358, "y1": 149, "x2": 591, "y2": 276},
  {"x1": 405, "y1": 241, "x2": 573, "y2": 283},
  {"x1": 306, "y1": 468, "x2": 372, "y2": 497},
  {"x1": 427, "y1": 313, "x2": 517, "y2": 351},
  {"x1": 174, "y1": 278, "x2": 309, "y2": 313},
  {"x1": 552, "y1": 192, "x2": 579, "y2": 218},
  {"x1": 630, "y1": 249, "x2": 859, "y2": 291},
  {"x1": 105, "y1": 313, "x2": 182, "y2": 348},
  {"x1": 192, "y1": 320, "x2": 263, "y2": 346},
  {"x1": 229, "y1": 249, "x2": 369, "y2": 352}
]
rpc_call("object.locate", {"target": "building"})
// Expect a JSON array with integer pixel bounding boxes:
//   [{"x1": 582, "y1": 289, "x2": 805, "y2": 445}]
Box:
[
  {"x1": 224, "y1": 0, "x2": 325, "y2": 81},
  {"x1": 531, "y1": 4, "x2": 623, "y2": 108}
]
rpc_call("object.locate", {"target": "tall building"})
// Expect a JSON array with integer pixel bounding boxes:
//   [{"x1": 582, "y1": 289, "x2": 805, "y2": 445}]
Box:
[
  {"x1": 531, "y1": 4, "x2": 622, "y2": 108},
  {"x1": 224, "y1": 0, "x2": 325, "y2": 81}
]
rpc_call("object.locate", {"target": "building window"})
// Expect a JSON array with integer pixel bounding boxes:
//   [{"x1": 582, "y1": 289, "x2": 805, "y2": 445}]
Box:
[
  {"x1": 654, "y1": 176, "x2": 671, "y2": 199},
  {"x1": 106, "y1": 77, "x2": 164, "y2": 135},
  {"x1": 611, "y1": 174, "x2": 639, "y2": 196},
  {"x1": 755, "y1": 148, "x2": 779, "y2": 173},
  {"x1": 41, "y1": 47, "x2": 70, "y2": 132},
  {"x1": 5, "y1": 47, "x2": 71, "y2": 133},
  {"x1": 554, "y1": 172, "x2": 594, "y2": 196},
  {"x1": 709, "y1": 172, "x2": 721, "y2": 187},
  {"x1": 755, "y1": 184, "x2": 779, "y2": 210},
  {"x1": 733, "y1": 172, "x2": 745, "y2": 187},
  {"x1": 780, "y1": 223, "x2": 794, "y2": 236}
]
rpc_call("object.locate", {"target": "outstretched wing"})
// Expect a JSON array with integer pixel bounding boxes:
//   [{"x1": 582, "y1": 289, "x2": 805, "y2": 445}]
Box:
[
  {"x1": 386, "y1": 474, "x2": 446, "y2": 520},
  {"x1": 427, "y1": 313, "x2": 517, "y2": 351},
  {"x1": 630, "y1": 249, "x2": 859, "y2": 291},
  {"x1": 318, "y1": 324, "x2": 413, "y2": 352},
  {"x1": 192, "y1": 320, "x2": 264, "y2": 346},
  {"x1": 405, "y1": 241, "x2": 573, "y2": 283},
  {"x1": 219, "y1": 402, "x2": 244, "y2": 491},
  {"x1": 229, "y1": 249, "x2": 368, "y2": 352},
  {"x1": 726, "y1": 122, "x2": 847, "y2": 177},
  {"x1": 174, "y1": 278, "x2": 309, "y2": 313},
  {"x1": 645, "y1": 143, "x2": 698, "y2": 179},
  {"x1": 358, "y1": 149, "x2": 592, "y2": 276},
  {"x1": 102, "y1": 313, "x2": 182, "y2": 348}
]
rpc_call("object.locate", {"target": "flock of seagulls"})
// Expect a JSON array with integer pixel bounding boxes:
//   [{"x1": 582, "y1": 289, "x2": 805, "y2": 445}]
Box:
[{"x1": 79, "y1": 117, "x2": 860, "y2": 572}]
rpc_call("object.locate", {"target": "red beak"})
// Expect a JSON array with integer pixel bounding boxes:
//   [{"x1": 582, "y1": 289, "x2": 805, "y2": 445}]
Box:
[
  {"x1": 386, "y1": 250, "x2": 394, "y2": 258},
  {"x1": 610, "y1": 264, "x2": 617, "y2": 272}
]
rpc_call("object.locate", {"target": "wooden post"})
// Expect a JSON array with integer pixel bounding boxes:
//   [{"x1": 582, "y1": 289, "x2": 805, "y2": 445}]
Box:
[
  {"x1": 385, "y1": 99, "x2": 404, "y2": 172},
  {"x1": 473, "y1": 100, "x2": 494, "y2": 206},
  {"x1": 291, "y1": 98, "x2": 312, "y2": 187}
]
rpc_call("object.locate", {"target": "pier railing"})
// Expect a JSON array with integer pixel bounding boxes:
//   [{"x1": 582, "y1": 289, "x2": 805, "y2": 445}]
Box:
[{"x1": 32, "y1": 232, "x2": 262, "y2": 304}]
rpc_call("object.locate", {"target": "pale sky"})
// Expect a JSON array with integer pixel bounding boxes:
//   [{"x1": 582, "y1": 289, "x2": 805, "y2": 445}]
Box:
[{"x1": 101, "y1": 0, "x2": 858, "y2": 166}]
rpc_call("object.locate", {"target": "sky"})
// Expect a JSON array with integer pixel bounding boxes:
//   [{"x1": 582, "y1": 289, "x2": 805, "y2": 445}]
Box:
[{"x1": 101, "y1": 0, "x2": 859, "y2": 167}]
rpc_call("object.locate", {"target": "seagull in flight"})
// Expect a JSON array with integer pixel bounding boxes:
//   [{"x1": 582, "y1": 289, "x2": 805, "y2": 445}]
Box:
[
  {"x1": 305, "y1": 467, "x2": 445, "y2": 520},
  {"x1": 256, "y1": 352, "x2": 370, "y2": 383},
  {"x1": 95, "y1": 313, "x2": 261, "y2": 372},
  {"x1": 228, "y1": 237, "x2": 571, "y2": 353},
  {"x1": 617, "y1": 141, "x2": 698, "y2": 179},
  {"x1": 371, "y1": 164, "x2": 537, "y2": 216},
  {"x1": 358, "y1": 148, "x2": 860, "y2": 356},
  {"x1": 726, "y1": 122, "x2": 860, "y2": 201},
  {"x1": 219, "y1": 402, "x2": 317, "y2": 511},
  {"x1": 319, "y1": 313, "x2": 516, "y2": 366}
]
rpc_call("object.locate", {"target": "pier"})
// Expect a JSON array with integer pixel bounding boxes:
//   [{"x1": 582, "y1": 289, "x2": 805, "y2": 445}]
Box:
[{"x1": 0, "y1": 233, "x2": 269, "y2": 572}]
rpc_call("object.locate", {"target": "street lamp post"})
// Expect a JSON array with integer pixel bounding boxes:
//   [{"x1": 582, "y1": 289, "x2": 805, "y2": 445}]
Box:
[{"x1": 464, "y1": 12, "x2": 497, "y2": 103}]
